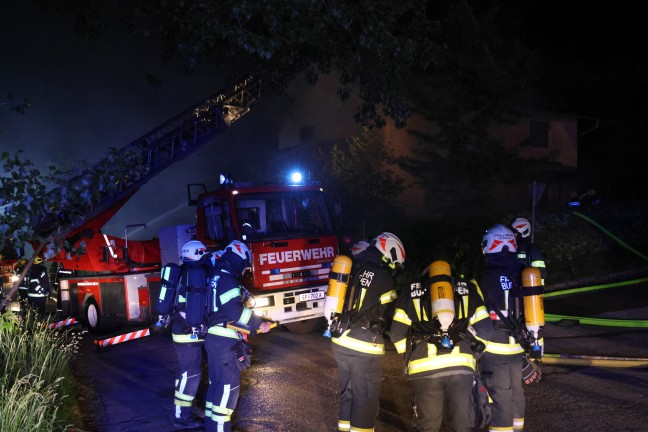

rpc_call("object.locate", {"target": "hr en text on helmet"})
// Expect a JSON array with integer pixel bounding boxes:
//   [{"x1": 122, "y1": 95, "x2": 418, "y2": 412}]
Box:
[
  {"x1": 482, "y1": 224, "x2": 517, "y2": 254},
  {"x1": 371, "y1": 232, "x2": 406, "y2": 269}
]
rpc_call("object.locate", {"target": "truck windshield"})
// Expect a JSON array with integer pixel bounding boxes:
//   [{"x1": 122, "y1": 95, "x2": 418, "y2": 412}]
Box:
[{"x1": 234, "y1": 191, "x2": 334, "y2": 240}]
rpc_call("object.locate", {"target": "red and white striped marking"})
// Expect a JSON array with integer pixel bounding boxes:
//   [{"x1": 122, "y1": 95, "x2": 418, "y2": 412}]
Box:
[
  {"x1": 47, "y1": 317, "x2": 77, "y2": 329},
  {"x1": 94, "y1": 328, "x2": 150, "y2": 348}
]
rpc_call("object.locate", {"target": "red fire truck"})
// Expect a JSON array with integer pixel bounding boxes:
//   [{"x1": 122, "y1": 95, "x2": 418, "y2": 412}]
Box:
[{"x1": 28, "y1": 73, "x2": 339, "y2": 334}]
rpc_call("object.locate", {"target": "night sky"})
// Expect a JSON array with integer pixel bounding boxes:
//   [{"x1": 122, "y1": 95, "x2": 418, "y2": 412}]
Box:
[{"x1": 2, "y1": 1, "x2": 646, "y2": 242}]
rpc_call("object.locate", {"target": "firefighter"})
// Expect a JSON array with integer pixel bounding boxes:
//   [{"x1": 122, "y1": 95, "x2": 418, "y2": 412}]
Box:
[
  {"x1": 171, "y1": 240, "x2": 213, "y2": 430},
  {"x1": 472, "y1": 224, "x2": 527, "y2": 432},
  {"x1": 391, "y1": 263, "x2": 489, "y2": 432},
  {"x1": 27, "y1": 256, "x2": 50, "y2": 316},
  {"x1": 15, "y1": 257, "x2": 30, "y2": 303},
  {"x1": 511, "y1": 217, "x2": 547, "y2": 285},
  {"x1": 204, "y1": 240, "x2": 271, "y2": 432},
  {"x1": 330, "y1": 232, "x2": 405, "y2": 432}
]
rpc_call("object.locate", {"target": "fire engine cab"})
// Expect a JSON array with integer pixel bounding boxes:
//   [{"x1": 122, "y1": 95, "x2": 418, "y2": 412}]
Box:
[{"x1": 160, "y1": 180, "x2": 338, "y2": 333}]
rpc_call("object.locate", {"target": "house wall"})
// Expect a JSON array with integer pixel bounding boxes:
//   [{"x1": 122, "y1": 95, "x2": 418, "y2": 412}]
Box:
[
  {"x1": 265, "y1": 74, "x2": 579, "y2": 219},
  {"x1": 380, "y1": 112, "x2": 579, "y2": 218},
  {"x1": 488, "y1": 112, "x2": 578, "y2": 168}
]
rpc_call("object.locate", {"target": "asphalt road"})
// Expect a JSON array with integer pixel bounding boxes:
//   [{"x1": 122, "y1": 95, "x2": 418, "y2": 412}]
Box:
[
  {"x1": 73, "y1": 282, "x2": 648, "y2": 432},
  {"x1": 73, "y1": 322, "x2": 408, "y2": 432}
]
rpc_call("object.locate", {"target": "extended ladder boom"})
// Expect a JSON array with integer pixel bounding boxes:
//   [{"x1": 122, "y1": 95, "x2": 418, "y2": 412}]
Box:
[{"x1": 34, "y1": 74, "x2": 267, "y2": 236}]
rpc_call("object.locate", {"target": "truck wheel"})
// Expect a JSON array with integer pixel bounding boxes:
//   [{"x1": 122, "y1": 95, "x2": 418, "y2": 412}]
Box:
[
  {"x1": 284, "y1": 317, "x2": 325, "y2": 335},
  {"x1": 84, "y1": 298, "x2": 102, "y2": 333}
]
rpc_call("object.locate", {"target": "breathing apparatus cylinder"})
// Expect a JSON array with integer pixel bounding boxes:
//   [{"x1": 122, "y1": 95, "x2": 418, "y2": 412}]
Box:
[
  {"x1": 522, "y1": 266, "x2": 545, "y2": 356},
  {"x1": 184, "y1": 265, "x2": 208, "y2": 339},
  {"x1": 323, "y1": 255, "x2": 353, "y2": 337},
  {"x1": 156, "y1": 263, "x2": 181, "y2": 326},
  {"x1": 428, "y1": 260, "x2": 455, "y2": 348}
]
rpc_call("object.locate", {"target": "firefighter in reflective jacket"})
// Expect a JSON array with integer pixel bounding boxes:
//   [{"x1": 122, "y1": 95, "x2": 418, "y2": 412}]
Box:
[
  {"x1": 204, "y1": 240, "x2": 271, "y2": 432},
  {"x1": 171, "y1": 240, "x2": 213, "y2": 430},
  {"x1": 391, "y1": 263, "x2": 489, "y2": 432},
  {"x1": 330, "y1": 232, "x2": 405, "y2": 432},
  {"x1": 28, "y1": 257, "x2": 50, "y2": 316},
  {"x1": 511, "y1": 217, "x2": 547, "y2": 285},
  {"x1": 473, "y1": 224, "x2": 527, "y2": 432}
]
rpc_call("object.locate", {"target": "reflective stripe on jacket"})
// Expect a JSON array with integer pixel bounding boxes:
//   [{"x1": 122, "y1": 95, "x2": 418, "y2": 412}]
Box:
[{"x1": 390, "y1": 277, "x2": 488, "y2": 377}]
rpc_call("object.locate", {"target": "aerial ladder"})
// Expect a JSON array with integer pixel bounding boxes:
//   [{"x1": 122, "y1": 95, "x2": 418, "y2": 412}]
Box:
[{"x1": 33, "y1": 73, "x2": 268, "y2": 241}]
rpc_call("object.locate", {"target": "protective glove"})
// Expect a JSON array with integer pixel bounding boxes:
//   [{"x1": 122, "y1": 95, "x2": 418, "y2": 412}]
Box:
[{"x1": 522, "y1": 356, "x2": 542, "y2": 385}]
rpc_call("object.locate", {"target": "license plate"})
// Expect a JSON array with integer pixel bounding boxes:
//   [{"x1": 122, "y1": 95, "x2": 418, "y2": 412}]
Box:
[
  {"x1": 298, "y1": 291, "x2": 325, "y2": 302},
  {"x1": 291, "y1": 270, "x2": 312, "y2": 278}
]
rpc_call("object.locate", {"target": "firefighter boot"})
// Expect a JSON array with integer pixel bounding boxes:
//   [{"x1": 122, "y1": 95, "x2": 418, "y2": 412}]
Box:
[
  {"x1": 172, "y1": 417, "x2": 203, "y2": 430},
  {"x1": 192, "y1": 404, "x2": 206, "y2": 419},
  {"x1": 173, "y1": 407, "x2": 204, "y2": 430}
]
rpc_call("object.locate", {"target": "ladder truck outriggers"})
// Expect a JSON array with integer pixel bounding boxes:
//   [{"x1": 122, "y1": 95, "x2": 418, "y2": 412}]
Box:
[{"x1": 20, "y1": 73, "x2": 338, "y2": 334}]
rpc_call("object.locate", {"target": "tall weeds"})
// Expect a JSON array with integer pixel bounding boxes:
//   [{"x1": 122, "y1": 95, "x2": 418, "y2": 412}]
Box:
[{"x1": 0, "y1": 308, "x2": 84, "y2": 431}]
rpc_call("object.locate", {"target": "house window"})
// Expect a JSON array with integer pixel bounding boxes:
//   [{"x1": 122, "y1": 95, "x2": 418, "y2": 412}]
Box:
[{"x1": 529, "y1": 121, "x2": 549, "y2": 148}]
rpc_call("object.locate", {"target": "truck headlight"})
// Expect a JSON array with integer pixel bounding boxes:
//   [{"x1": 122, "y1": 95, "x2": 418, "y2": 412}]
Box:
[{"x1": 254, "y1": 297, "x2": 271, "y2": 308}]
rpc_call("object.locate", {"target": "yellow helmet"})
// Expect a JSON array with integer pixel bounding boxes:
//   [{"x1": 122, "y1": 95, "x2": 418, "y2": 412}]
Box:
[{"x1": 34, "y1": 257, "x2": 43, "y2": 264}]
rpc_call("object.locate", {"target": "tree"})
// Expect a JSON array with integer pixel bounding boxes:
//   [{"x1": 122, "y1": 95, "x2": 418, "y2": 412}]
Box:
[
  {"x1": 0, "y1": 148, "x2": 144, "y2": 310},
  {"x1": 36, "y1": 1, "x2": 533, "y2": 125},
  {"x1": 31, "y1": 0, "x2": 543, "y2": 212},
  {"x1": 0, "y1": 151, "x2": 54, "y2": 309},
  {"x1": 317, "y1": 128, "x2": 403, "y2": 235},
  {"x1": 394, "y1": 1, "x2": 548, "y2": 209}
]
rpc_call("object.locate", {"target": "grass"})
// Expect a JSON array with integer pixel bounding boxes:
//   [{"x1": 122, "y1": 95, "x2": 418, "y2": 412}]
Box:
[{"x1": 0, "y1": 308, "x2": 87, "y2": 432}]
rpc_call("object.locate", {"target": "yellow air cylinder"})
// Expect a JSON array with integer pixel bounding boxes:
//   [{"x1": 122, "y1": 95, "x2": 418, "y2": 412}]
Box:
[
  {"x1": 428, "y1": 260, "x2": 455, "y2": 331},
  {"x1": 324, "y1": 255, "x2": 353, "y2": 322},
  {"x1": 522, "y1": 266, "x2": 545, "y2": 336}
]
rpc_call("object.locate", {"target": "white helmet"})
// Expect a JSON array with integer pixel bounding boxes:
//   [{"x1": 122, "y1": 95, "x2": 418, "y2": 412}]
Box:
[
  {"x1": 181, "y1": 240, "x2": 207, "y2": 262},
  {"x1": 511, "y1": 217, "x2": 531, "y2": 238},
  {"x1": 225, "y1": 240, "x2": 251, "y2": 266},
  {"x1": 351, "y1": 240, "x2": 370, "y2": 257},
  {"x1": 372, "y1": 232, "x2": 406, "y2": 268},
  {"x1": 482, "y1": 224, "x2": 517, "y2": 254}
]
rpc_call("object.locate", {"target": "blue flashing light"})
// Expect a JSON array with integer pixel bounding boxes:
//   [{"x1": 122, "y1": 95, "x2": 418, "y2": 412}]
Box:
[
  {"x1": 290, "y1": 171, "x2": 303, "y2": 184},
  {"x1": 220, "y1": 173, "x2": 234, "y2": 186}
]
